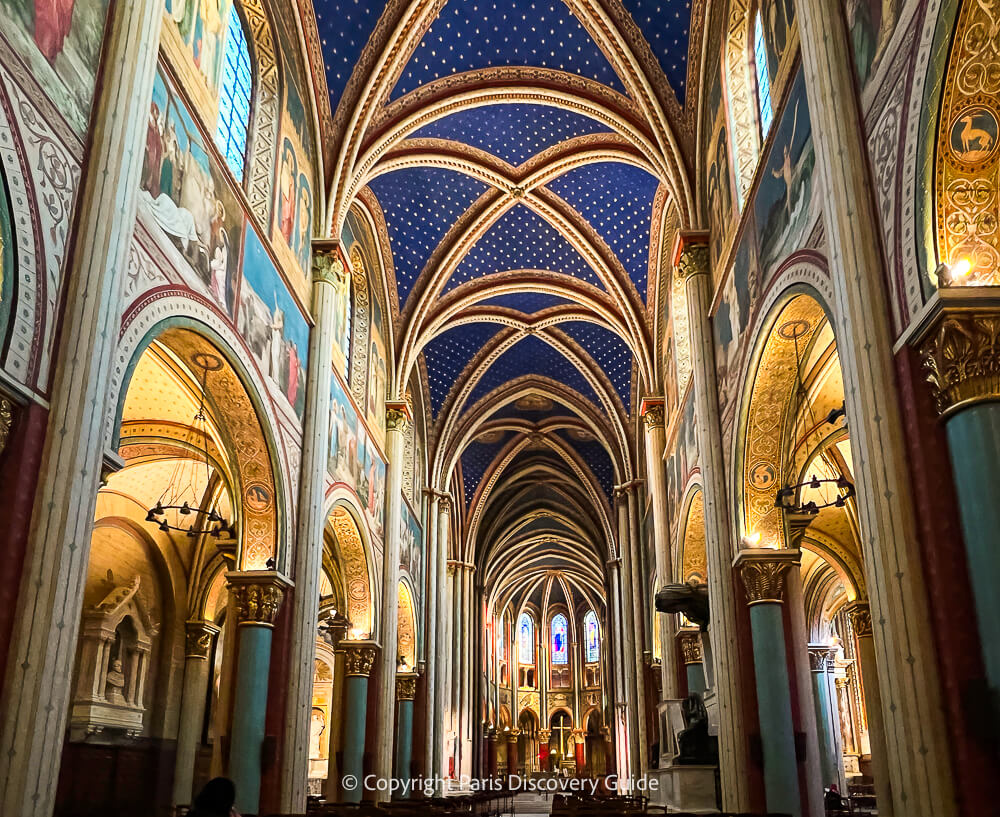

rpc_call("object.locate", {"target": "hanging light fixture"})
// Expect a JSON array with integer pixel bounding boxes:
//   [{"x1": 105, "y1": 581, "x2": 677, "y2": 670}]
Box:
[
  {"x1": 772, "y1": 320, "x2": 856, "y2": 516},
  {"x1": 145, "y1": 353, "x2": 235, "y2": 539}
]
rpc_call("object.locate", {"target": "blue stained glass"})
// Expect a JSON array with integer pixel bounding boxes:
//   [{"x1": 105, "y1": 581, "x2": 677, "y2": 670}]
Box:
[
  {"x1": 551, "y1": 614, "x2": 568, "y2": 665},
  {"x1": 754, "y1": 11, "x2": 773, "y2": 138},
  {"x1": 584, "y1": 610, "x2": 599, "y2": 663},
  {"x1": 518, "y1": 613, "x2": 534, "y2": 665},
  {"x1": 215, "y1": 7, "x2": 253, "y2": 182}
]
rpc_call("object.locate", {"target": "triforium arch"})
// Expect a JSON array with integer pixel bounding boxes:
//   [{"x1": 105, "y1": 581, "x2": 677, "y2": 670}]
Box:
[{"x1": 325, "y1": 495, "x2": 378, "y2": 640}]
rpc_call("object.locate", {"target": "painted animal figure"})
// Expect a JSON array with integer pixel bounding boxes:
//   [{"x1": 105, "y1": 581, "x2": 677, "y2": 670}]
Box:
[{"x1": 961, "y1": 115, "x2": 994, "y2": 154}]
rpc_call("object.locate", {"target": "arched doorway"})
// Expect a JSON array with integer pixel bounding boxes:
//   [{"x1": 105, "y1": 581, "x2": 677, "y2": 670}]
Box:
[
  {"x1": 518, "y1": 709, "x2": 539, "y2": 775},
  {"x1": 549, "y1": 710, "x2": 573, "y2": 772}
]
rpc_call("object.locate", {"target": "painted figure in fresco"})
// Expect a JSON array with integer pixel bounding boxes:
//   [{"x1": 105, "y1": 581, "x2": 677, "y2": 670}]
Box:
[
  {"x1": 193, "y1": 0, "x2": 226, "y2": 92},
  {"x1": 34, "y1": 0, "x2": 76, "y2": 63},
  {"x1": 762, "y1": 0, "x2": 794, "y2": 80},
  {"x1": 310, "y1": 707, "x2": 326, "y2": 761},
  {"x1": 771, "y1": 103, "x2": 800, "y2": 222},
  {"x1": 707, "y1": 126, "x2": 733, "y2": 264},
  {"x1": 143, "y1": 103, "x2": 164, "y2": 198},
  {"x1": 296, "y1": 178, "x2": 312, "y2": 270},
  {"x1": 279, "y1": 143, "x2": 297, "y2": 244},
  {"x1": 159, "y1": 120, "x2": 179, "y2": 199},
  {"x1": 845, "y1": 0, "x2": 876, "y2": 86},
  {"x1": 208, "y1": 200, "x2": 229, "y2": 308},
  {"x1": 269, "y1": 303, "x2": 285, "y2": 384}
]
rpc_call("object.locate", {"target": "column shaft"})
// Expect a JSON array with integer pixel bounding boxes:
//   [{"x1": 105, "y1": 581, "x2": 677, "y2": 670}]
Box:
[
  {"x1": 432, "y1": 500, "x2": 451, "y2": 790},
  {"x1": 793, "y1": 0, "x2": 956, "y2": 812},
  {"x1": 849, "y1": 607, "x2": 892, "y2": 817},
  {"x1": 172, "y1": 622, "x2": 219, "y2": 807},
  {"x1": 279, "y1": 248, "x2": 341, "y2": 811},
  {"x1": 394, "y1": 675, "x2": 417, "y2": 796},
  {"x1": 373, "y1": 408, "x2": 409, "y2": 796},
  {"x1": 625, "y1": 488, "x2": 650, "y2": 770},
  {"x1": 342, "y1": 674, "x2": 371, "y2": 804},
  {"x1": 0, "y1": 2, "x2": 164, "y2": 814},
  {"x1": 422, "y1": 496, "x2": 439, "y2": 776},
  {"x1": 809, "y1": 652, "x2": 839, "y2": 790},
  {"x1": 230, "y1": 624, "x2": 274, "y2": 814},
  {"x1": 678, "y1": 241, "x2": 749, "y2": 810}
]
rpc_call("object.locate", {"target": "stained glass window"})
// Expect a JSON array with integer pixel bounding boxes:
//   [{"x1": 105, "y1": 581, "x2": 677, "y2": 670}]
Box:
[
  {"x1": 518, "y1": 613, "x2": 533, "y2": 665},
  {"x1": 497, "y1": 621, "x2": 505, "y2": 662},
  {"x1": 215, "y1": 6, "x2": 253, "y2": 181},
  {"x1": 551, "y1": 614, "x2": 568, "y2": 665},
  {"x1": 753, "y1": 10, "x2": 773, "y2": 138},
  {"x1": 584, "y1": 611, "x2": 599, "y2": 663}
]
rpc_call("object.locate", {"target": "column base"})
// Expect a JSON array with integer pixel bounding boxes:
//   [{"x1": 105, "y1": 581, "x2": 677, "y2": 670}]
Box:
[{"x1": 647, "y1": 764, "x2": 719, "y2": 813}]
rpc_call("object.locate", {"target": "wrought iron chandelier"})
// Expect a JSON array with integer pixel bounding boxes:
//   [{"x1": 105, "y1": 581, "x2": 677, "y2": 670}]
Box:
[
  {"x1": 145, "y1": 353, "x2": 235, "y2": 539},
  {"x1": 772, "y1": 318, "x2": 855, "y2": 516}
]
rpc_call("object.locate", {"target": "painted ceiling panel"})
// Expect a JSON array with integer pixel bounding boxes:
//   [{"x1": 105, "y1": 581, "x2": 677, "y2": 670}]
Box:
[
  {"x1": 412, "y1": 104, "x2": 612, "y2": 166},
  {"x1": 461, "y1": 430, "x2": 515, "y2": 505},
  {"x1": 447, "y1": 204, "x2": 601, "y2": 291},
  {"x1": 545, "y1": 161, "x2": 660, "y2": 299},
  {"x1": 555, "y1": 428, "x2": 615, "y2": 499},
  {"x1": 367, "y1": 168, "x2": 490, "y2": 306},
  {"x1": 478, "y1": 292, "x2": 571, "y2": 312},
  {"x1": 463, "y1": 334, "x2": 604, "y2": 413},
  {"x1": 423, "y1": 321, "x2": 504, "y2": 415},
  {"x1": 557, "y1": 320, "x2": 633, "y2": 410},
  {"x1": 314, "y1": 1, "x2": 384, "y2": 110},
  {"x1": 487, "y1": 396, "x2": 575, "y2": 421},
  {"x1": 618, "y1": 0, "x2": 693, "y2": 102},
  {"x1": 390, "y1": 0, "x2": 628, "y2": 100}
]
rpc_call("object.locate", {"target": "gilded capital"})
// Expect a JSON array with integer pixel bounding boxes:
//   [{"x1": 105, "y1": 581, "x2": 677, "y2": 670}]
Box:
[
  {"x1": 385, "y1": 401, "x2": 412, "y2": 433},
  {"x1": 676, "y1": 243, "x2": 710, "y2": 280},
  {"x1": 396, "y1": 672, "x2": 418, "y2": 701},
  {"x1": 677, "y1": 630, "x2": 703, "y2": 664},
  {"x1": 808, "y1": 646, "x2": 830, "y2": 672},
  {"x1": 312, "y1": 252, "x2": 345, "y2": 287},
  {"x1": 734, "y1": 549, "x2": 799, "y2": 605},
  {"x1": 0, "y1": 397, "x2": 12, "y2": 453},
  {"x1": 342, "y1": 641, "x2": 378, "y2": 677},
  {"x1": 920, "y1": 310, "x2": 1000, "y2": 417},
  {"x1": 847, "y1": 603, "x2": 873, "y2": 639},
  {"x1": 228, "y1": 571, "x2": 289, "y2": 627},
  {"x1": 640, "y1": 398, "x2": 666, "y2": 430},
  {"x1": 184, "y1": 620, "x2": 219, "y2": 659}
]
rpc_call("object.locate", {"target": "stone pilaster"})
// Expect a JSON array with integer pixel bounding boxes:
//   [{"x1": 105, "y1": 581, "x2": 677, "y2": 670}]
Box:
[
  {"x1": 0, "y1": 3, "x2": 165, "y2": 813},
  {"x1": 173, "y1": 621, "x2": 220, "y2": 807},
  {"x1": 675, "y1": 232, "x2": 749, "y2": 809},
  {"x1": 432, "y1": 496, "x2": 452, "y2": 793}
]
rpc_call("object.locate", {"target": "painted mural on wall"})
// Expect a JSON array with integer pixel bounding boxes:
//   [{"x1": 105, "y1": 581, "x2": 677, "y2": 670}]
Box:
[
  {"x1": 399, "y1": 500, "x2": 422, "y2": 610},
  {"x1": 162, "y1": 0, "x2": 235, "y2": 125},
  {"x1": 329, "y1": 371, "x2": 387, "y2": 541},
  {"x1": 330, "y1": 253, "x2": 352, "y2": 379},
  {"x1": 714, "y1": 232, "x2": 755, "y2": 425},
  {"x1": 706, "y1": 111, "x2": 735, "y2": 271},
  {"x1": 239, "y1": 226, "x2": 309, "y2": 420},
  {"x1": 842, "y1": 0, "x2": 902, "y2": 90},
  {"x1": 760, "y1": 0, "x2": 797, "y2": 100},
  {"x1": 366, "y1": 293, "x2": 388, "y2": 444},
  {"x1": 665, "y1": 391, "x2": 698, "y2": 534},
  {"x1": 271, "y1": 6, "x2": 316, "y2": 284},
  {"x1": 0, "y1": 0, "x2": 109, "y2": 135},
  {"x1": 140, "y1": 66, "x2": 243, "y2": 314}
]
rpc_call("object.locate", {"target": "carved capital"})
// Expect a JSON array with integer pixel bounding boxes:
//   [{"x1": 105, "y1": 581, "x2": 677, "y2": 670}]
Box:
[
  {"x1": 385, "y1": 401, "x2": 412, "y2": 433},
  {"x1": 396, "y1": 672, "x2": 418, "y2": 701},
  {"x1": 312, "y1": 252, "x2": 345, "y2": 287},
  {"x1": 677, "y1": 630, "x2": 703, "y2": 664},
  {"x1": 227, "y1": 571, "x2": 289, "y2": 627},
  {"x1": 785, "y1": 511, "x2": 817, "y2": 549},
  {"x1": 342, "y1": 641, "x2": 378, "y2": 677},
  {"x1": 734, "y1": 549, "x2": 799, "y2": 605},
  {"x1": 640, "y1": 398, "x2": 666, "y2": 430},
  {"x1": 847, "y1": 603, "x2": 873, "y2": 639},
  {"x1": 808, "y1": 645, "x2": 831, "y2": 672},
  {"x1": 184, "y1": 620, "x2": 219, "y2": 659},
  {"x1": 537, "y1": 728, "x2": 551, "y2": 741},
  {"x1": 920, "y1": 309, "x2": 1000, "y2": 417},
  {"x1": 676, "y1": 243, "x2": 710, "y2": 280},
  {"x1": 0, "y1": 397, "x2": 12, "y2": 453}
]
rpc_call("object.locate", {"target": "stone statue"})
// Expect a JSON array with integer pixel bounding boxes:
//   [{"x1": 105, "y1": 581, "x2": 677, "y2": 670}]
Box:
[
  {"x1": 676, "y1": 694, "x2": 717, "y2": 765},
  {"x1": 105, "y1": 659, "x2": 127, "y2": 705},
  {"x1": 655, "y1": 581, "x2": 710, "y2": 630}
]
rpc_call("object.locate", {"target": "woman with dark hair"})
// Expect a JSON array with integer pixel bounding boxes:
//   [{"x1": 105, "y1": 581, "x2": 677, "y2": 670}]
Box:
[{"x1": 187, "y1": 777, "x2": 239, "y2": 817}]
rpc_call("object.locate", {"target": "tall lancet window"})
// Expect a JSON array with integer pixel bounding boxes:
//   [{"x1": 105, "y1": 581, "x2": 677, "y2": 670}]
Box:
[
  {"x1": 551, "y1": 614, "x2": 568, "y2": 665},
  {"x1": 753, "y1": 9, "x2": 773, "y2": 138},
  {"x1": 497, "y1": 621, "x2": 505, "y2": 663},
  {"x1": 215, "y1": 6, "x2": 253, "y2": 181},
  {"x1": 584, "y1": 610, "x2": 600, "y2": 663},
  {"x1": 518, "y1": 613, "x2": 534, "y2": 665}
]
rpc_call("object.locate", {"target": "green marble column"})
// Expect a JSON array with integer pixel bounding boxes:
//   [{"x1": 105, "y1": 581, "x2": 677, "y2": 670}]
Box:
[
  {"x1": 172, "y1": 621, "x2": 219, "y2": 808},
  {"x1": 227, "y1": 571, "x2": 290, "y2": 815},
  {"x1": 394, "y1": 673, "x2": 417, "y2": 797},
  {"x1": 678, "y1": 630, "x2": 707, "y2": 696},
  {"x1": 808, "y1": 646, "x2": 839, "y2": 790},
  {"x1": 736, "y1": 550, "x2": 801, "y2": 817},
  {"x1": 341, "y1": 641, "x2": 378, "y2": 804}
]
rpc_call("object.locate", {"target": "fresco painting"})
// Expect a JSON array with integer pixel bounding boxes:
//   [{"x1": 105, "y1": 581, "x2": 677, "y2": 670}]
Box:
[
  {"x1": 753, "y1": 70, "x2": 816, "y2": 281},
  {"x1": 239, "y1": 226, "x2": 309, "y2": 420},
  {"x1": 329, "y1": 371, "x2": 387, "y2": 540},
  {"x1": 330, "y1": 254, "x2": 352, "y2": 379},
  {"x1": 399, "y1": 501, "x2": 422, "y2": 609},
  {"x1": 0, "y1": 0, "x2": 110, "y2": 134},
  {"x1": 843, "y1": 0, "x2": 902, "y2": 89},
  {"x1": 714, "y1": 232, "x2": 755, "y2": 424},
  {"x1": 367, "y1": 293, "x2": 388, "y2": 442},
  {"x1": 760, "y1": 0, "x2": 795, "y2": 89},
  {"x1": 164, "y1": 0, "x2": 235, "y2": 99},
  {"x1": 140, "y1": 67, "x2": 243, "y2": 314},
  {"x1": 707, "y1": 123, "x2": 735, "y2": 269}
]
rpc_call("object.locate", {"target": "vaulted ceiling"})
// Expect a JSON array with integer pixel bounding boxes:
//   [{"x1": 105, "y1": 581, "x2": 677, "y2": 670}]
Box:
[{"x1": 313, "y1": 0, "x2": 700, "y2": 597}]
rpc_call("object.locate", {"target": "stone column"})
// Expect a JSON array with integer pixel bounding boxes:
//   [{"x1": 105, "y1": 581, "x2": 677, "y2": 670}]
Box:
[
  {"x1": 227, "y1": 571, "x2": 291, "y2": 815},
  {"x1": 172, "y1": 621, "x2": 220, "y2": 808},
  {"x1": 917, "y1": 296, "x2": 1000, "y2": 701},
  {"x1": 322, "y1": 643, "x2": 348, "y2": 802},
  {"x1": 572, "y1": 728, "x2": 586, "y2": 772},
  {"x1": 0, "y1": 2, "x2": 164, "y2": 814},
  {"x1": 487, "y1": 732, "x2": 499, "y2": 776},
  {"x1": 507, "y1": 730, "x2": 520, "y2": 777},
  {"x1": 422, "y1": 493, "x2": 440, "y2": 777},
  {"x1": 675, "y1": 234, "x2": 749, "y2": 810},
  {"x1": 279, "y1": 243, "x2": 342, "y2": 812},
  {"x1": 639, "y1": 399, "x2": 680, "y2": 701},
  {"x1": 808, "y1": 646, "x2": 840, "y2": 791},
  {"x1": 432, "y1": 496, "x2": 452, "y2": 791},
  {"x1": 394, "y1": 672, "x2": 418, "y2": 796},
  {"x1": 613, "y1": 489, "x2": 642, "y2": 775},
  {"x1": 625, "y1": 485, "x2": 652, "y2": 770},
  {"x1": 793, "y1": 0, "x2": 957, "y2": 812},
  {"x1": 735, "y1": 549, "x2": 801, "y2": 817},
  {"x1": 677, "y1": 630, "x2": 707, "y2": 696},
  {"x1": 606, "y1": 556, "x2": 632, "y2": 776},
  {"x1": 341, "y1": 641, "x2": 378, "y2": 804},
  {"x1": 847, "y1": 603, "x2": 891, "y2": 815},
  {"x1": 373, "y1": 403, "x2": 411, "y2": 798}
]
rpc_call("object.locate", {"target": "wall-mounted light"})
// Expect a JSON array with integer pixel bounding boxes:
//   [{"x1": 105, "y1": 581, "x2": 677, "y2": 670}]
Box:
[
  {"x1": 936, "y1": 257, "x2": 973, "y2": 287},
  {"x1": 741, "y1": 532, "x2": 761, "y2": 548}
]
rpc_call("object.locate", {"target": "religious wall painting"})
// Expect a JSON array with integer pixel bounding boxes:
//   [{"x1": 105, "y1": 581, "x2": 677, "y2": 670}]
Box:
[
  {"x1": 0, "y1": 0, "x2": 110, "y2": 134},
  {"x1": 140, "y1": 67, "x2": 243, "y2": 313},
  {"x1": 271, "y1": 135, "x2": 314, "y2": 283},
  {"x1": 366, "y1": 293, "x2": 388, "y2": 443},
  {"x1": 707, "y1": 122, "x2": 735, "y2": 269},
  {"x1": 753, "y1": 70, "x2": 817, "y2": 281},
  {"x1": 760, "y1": 0, "x2": 796, "y2": 96},
  {"x1": 359, "y1": 431, "x2": 386, "y2": 540},
  {"x1": 842, "y1": 0, "x2": 901, "y2": 90},
  {"x1": 330, "y1": 253, "x2": 352, "y2": 379},
  {"x1": 399, "y1": 501, "x2": 423, "y2": 610},
  {"x1": 238, "y1": 226, "x2": 309, "y2": 419},
  {"x1": 714, "y1": 231, "x2": 755, "y2": 425}
]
